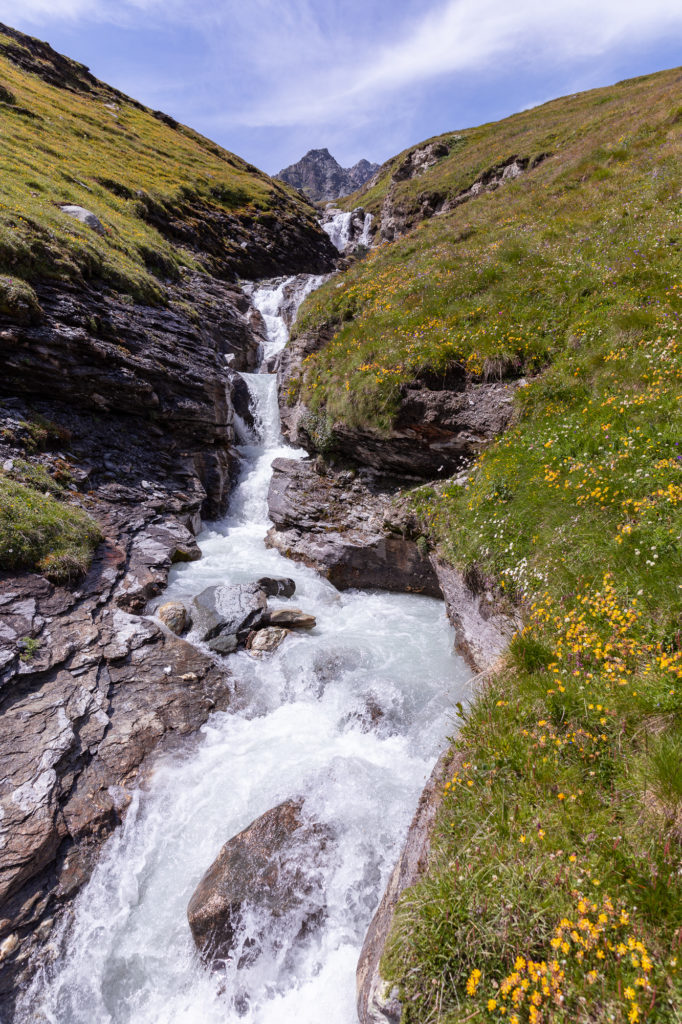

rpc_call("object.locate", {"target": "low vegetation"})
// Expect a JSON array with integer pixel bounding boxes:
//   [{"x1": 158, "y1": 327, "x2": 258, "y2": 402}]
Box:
[
  {"x1": 0, "y1": 24, "x2": 319, "y2": 303},
  {"x1": 294, "y1": 67, "x2": 681, "y2": 433},
  {"x1": 0, "y1": 473, "x2": 101, "y2": 583},
  {"x1": 288, "y1": 66, "x2": 682, "y2": 1022}
]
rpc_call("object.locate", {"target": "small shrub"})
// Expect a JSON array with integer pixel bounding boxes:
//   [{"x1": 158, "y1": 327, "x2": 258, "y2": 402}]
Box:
[
  {"x1": 19, "y1": 636, "x2": 41, "y2": 661},
  {"x1": 20, "y1": 415, "x2": 71, "y2": 451}
]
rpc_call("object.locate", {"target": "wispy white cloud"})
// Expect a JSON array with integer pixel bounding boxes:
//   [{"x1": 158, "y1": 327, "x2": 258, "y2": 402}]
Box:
[
  {"x1": 0, "y1": 0, "x2": 172, "y2": 27},
  {"x1": 220, "y1": 0, "x2": 682, "y2": 127},
  {"x1": 2, "y1": 0, "x2": 681, "y2": 154}
]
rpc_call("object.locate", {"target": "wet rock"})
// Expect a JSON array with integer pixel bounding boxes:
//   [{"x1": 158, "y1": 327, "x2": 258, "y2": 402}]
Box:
[
  {"x1": 247, "y1": 626, "x2": 289, "y2": 656},
  {"x1": 266, "y1": 609, "x2": 316, "y2": 630},
  {"x1": 342, "y1": 696, "x2": 386, "y2": 734},
  {"x1": 157, "y1": 601, "x2": 190, "y2": 635},
  {"x1": 265, "y1": 458, "x2": 441, "y2": 597},
  {"x1": 191, "y1": 584, "x2": 267, "y2": 643},
  {"x1": 256, "y1": 576, "x2": 296, "y2": 598},
  {"x1": 207, "y1": 633, "x2": 239, "y2": 656},
  {"x1": 187, "y1": 799, "x2": 334, "y2": 965}
]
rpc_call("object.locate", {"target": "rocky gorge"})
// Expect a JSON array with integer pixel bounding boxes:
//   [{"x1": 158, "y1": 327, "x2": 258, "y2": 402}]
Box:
[
  {"x1": 4, "y1": 275, "x2": 480, "y2": 1024},
  {"x1": 1, "y1": 243, "x2": 516, "y2": 1024},
  {"x1": 0, "y1": 23, "x2": 527, "y2": 1024}
]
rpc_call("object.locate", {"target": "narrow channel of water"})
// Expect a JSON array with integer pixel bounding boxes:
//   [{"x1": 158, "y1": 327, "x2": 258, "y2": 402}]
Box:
[{"x1": 20, "y1": 276, "x2": 471, "y2": 1024}]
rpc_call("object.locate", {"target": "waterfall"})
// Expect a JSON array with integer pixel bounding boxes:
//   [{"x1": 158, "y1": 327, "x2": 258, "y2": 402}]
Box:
[
  {"x1": 322, "y1": 210, "x2": 374, "y2": 254},
  {"x1": 17, "y1": 273, "x2": 470, "y2": 1024},
  {"x1": 323, "y1": 210, "x2": 354, "y2": 252},
  {"x1": 248, "y1": 275, "x2": 328, "y2": 363}
]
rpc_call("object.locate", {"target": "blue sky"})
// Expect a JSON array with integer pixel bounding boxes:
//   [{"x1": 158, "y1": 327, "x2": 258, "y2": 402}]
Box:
[{"x1": 2, "y1": 0, "x2": 682, "y2": 175}]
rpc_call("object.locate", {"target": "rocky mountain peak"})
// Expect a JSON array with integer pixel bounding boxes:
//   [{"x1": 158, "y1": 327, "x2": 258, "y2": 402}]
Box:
[{"x1": 277, "y1": 148, "x2": 379, "y2": 203}]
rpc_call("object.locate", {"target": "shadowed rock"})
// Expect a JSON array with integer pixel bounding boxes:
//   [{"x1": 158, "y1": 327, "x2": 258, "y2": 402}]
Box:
[
  {"x1": 187, "y1": 799, "x2": 335, "y2": 965},
  {"x1": 256, "y1": 576, "x2": 296, "y2": 598}
]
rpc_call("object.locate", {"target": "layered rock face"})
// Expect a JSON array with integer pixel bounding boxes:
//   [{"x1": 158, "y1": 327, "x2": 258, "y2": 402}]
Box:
[
  {"x1": 278, "y1": 331, "x2": 521, "y2": 480},
  {"x1": 277, "y1": 149, "x2": 379, "y2": 202}
]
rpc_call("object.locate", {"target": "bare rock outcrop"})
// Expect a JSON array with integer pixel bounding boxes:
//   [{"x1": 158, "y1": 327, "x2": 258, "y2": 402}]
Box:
[
  {"x1": 265, "y1": 458, "x2": 440, "y2": 596},
  {"x1": 431, "y1": 556, "x2": 520, "y2": 672},
  {"x1": 379, "y1": 151, "x2": 550, "y2": 242}
]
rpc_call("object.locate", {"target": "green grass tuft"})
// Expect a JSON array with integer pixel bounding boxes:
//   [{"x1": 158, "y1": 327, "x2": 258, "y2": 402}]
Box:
[{"x1": 0, "y1": 475, "x2": 102, "y2": 583}]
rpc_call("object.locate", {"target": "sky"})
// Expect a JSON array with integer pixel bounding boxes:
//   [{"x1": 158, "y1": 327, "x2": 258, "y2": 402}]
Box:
[{"x1": 2, "y1": 0, "x2": 682, "y2": 175}]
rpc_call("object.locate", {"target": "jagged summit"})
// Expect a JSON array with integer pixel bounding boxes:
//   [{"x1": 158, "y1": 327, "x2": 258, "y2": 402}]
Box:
[{"x1": 276, "y1": 148, "x2": 379, "y2": 202}]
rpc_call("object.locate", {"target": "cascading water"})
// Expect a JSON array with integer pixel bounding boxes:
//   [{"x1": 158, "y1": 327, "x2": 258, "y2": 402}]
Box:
[
  {"x1": 322, "y1": 210, "x2": 373, "y2": 253},
  {"x1": 247, "y1": 276, "x2": 328, "y2": 362},
  {"x1": 323, "y1": 210, "x2": 354, "y2": 251},
  {"x1": 18, "y1": 275, "x2": 471, "y2": 1024}
]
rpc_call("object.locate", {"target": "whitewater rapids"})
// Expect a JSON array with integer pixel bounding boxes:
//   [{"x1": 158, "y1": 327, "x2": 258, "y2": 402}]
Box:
[{"x1": 18, "y1": 274, "x2": 470, "y2": 1024}]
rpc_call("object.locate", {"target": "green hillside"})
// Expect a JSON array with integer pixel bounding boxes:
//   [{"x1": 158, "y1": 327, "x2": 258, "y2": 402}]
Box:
[
  {"x1": 0, "y1": 23, "x2": 322, "y2": 305},
  {"x1": 292, "y1": 69, "x2": 682, "y2": 1022}
]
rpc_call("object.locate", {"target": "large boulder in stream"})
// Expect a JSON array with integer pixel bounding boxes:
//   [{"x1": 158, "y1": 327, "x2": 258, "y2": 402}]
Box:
[
  {"x1": 187, "y1": 799, "x2": 335, "y2": 966},
  {"x1": 191, "y1": 584, "x2": 267, "y2": 643}
]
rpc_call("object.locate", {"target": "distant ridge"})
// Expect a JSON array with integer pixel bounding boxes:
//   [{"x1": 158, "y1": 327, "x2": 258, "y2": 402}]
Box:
[{"x1": 277, "y1": 148, "x2": 379, "y2": 202}]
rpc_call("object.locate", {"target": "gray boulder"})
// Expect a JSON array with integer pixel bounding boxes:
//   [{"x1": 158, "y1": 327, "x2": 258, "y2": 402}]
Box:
[
  {"x1": 256, "y1": 576, "x2": 296, "y2": 598},
  {"x1": 207, "y1": 633, "x2": 239, "y2": 656},
  {"x1": 187, "y1": 799, "x2": 334, "y2": 965},
  {"x1": 59, "y1": 205, "x2": 106, "y2": 235},
  {"x1": 191, "y1": 584, "x2": 267, "y2": 643}
]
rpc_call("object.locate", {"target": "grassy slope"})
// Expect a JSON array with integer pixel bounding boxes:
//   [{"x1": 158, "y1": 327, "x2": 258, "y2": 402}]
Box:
[
  {"x1": 294, "y1": 68, "x2": 681, "y2": 431},
  {"x1": 0, "y1": 23, "x2": 320, "y2": 582},
  {"x1": 0, "y1": 24, "x2": 319, "y2": 304},
  {"x1": 293, "y1": 70, "x2": 682, "y2": 1021}
]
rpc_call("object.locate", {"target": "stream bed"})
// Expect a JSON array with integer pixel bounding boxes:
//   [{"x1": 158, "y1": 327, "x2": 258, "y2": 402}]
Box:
[{"x1": 21, "y1": 276, "x2": 471, "y2": 1024}]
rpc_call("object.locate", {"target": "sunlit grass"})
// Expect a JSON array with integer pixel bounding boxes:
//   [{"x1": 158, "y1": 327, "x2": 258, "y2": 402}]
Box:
[
  {"x1": 285, "y1": 65, "x2": 682, "y2": 1023},
  {"x1": 0, "y1": 32, "x2": 318, "y2": 302}
]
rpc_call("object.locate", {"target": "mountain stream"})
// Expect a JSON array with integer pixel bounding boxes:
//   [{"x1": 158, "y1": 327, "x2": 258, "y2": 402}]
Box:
[{"x1": 21, "y1": 275, "x2": 471, "y2": 1024}]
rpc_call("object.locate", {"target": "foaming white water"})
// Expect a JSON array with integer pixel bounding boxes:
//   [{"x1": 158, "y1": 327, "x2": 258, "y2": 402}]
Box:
[
  {"x1": 19, "y1": 275, "x2": 470, "y2": 1024},
  {"x1": 358, "y1": 213, "x2": 373, "y2": 249},
  {"x1": 323, "y1": 210, "x2": 353, "y2": 251},
  {"x1": 323, "y1": 210, "x2": 373, "y2": 253},
  {"x1": 249, "y1": 275, "x2": 327, "y2": 363}
]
